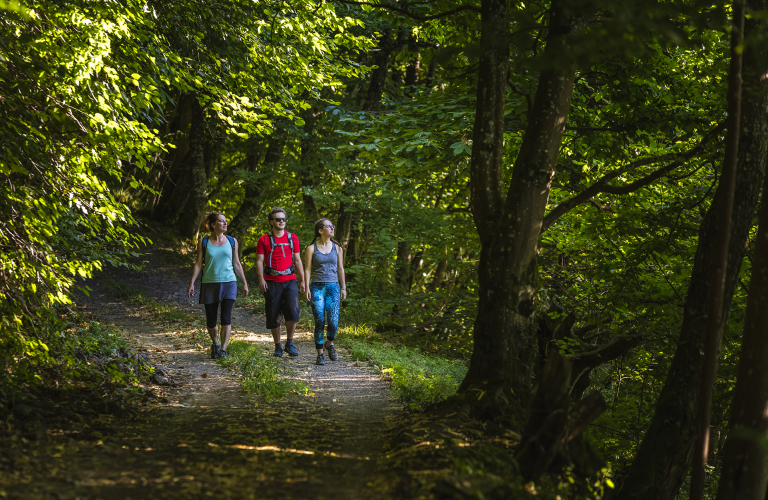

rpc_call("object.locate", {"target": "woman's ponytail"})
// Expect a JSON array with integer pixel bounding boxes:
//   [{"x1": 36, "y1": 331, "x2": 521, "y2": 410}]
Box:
[{"x1": 205, "y1": 212, "x2": 225, "y2": 232}]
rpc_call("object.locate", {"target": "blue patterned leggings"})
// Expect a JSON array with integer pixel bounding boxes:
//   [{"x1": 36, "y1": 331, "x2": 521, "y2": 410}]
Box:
[{"x1": 310, "y1": 282, "x2": 340, "y2": 350}]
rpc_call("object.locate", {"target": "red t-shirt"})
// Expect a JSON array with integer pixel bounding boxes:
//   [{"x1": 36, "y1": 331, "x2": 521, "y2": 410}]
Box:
[{"x1": 256, "y1": 232, "x2": 300, "y2": 282}]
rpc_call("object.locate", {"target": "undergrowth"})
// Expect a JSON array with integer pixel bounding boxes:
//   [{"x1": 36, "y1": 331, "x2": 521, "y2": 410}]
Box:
[
  {"x1": 336, "y1": 324, "x2": 467, "y2": 408},
  {"x1": 216, "y1": 341, "x2": 311, "y2": 401}
]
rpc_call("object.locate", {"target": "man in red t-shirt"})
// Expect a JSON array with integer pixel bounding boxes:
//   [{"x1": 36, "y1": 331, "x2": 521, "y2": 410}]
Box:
[{"x1": 255, "y1": 207, "x2": 306, "y2": 357}]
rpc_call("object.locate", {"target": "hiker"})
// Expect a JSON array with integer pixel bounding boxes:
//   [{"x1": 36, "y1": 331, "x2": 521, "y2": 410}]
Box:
[
  {"x1": 255, "y1": 207, "x2": 306, "y2": 357},
  {"x1": 303, "y1": 218, "x2": 347, "y2": 366},
  {"x1": 187, "y1": 212, "x2": 249, "y2": 359}
]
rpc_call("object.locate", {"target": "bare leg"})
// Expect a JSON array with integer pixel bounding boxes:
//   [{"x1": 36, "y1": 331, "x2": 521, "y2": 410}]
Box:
[
  {"x1": 285, "y1": 321, "x2": 297, "y2": 342},
  {"x1": 271, "y1": 326, "x2": 282, "y2": 345},
  {"x1": 207, "y1": 326, "x2": 219, "y2": 345},
  {"x1": 220, "y1": 324, "x2": 232, "y2": 350}
]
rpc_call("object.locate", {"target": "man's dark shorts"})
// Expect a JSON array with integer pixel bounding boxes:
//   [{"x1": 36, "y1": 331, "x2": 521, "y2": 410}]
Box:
[{"x1": 264, "y1": 280, "x2": 300, "y2": 329}]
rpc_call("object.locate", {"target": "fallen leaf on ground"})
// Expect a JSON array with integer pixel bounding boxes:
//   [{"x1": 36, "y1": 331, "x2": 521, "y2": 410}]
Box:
[
  {"x1": 354, "y1": 362, "x2": 360, "y2": 367},
  {"x1": 201, "y1": 373, "x2": 208, "y2": 378},
  {"x1": 173, "y1": 345, "x2": 182, "y2": 349}
]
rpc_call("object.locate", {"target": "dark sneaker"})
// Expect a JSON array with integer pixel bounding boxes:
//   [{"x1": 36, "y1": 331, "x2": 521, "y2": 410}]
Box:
[
  {"x1": 316, "y1": 353, "x2": 325, "y2": 366},
  {"x1": 284, "y1": 341, "x2": 299, "y2": 357},
  {"x1": 211, "y1": 344, "x2": 220, "y2": 359},
  {"x1": 273, "y1": 343, "x2": 283, "y2": 357},
  {"x1": 218, "y1": 349, "x2": 228, "y2": 358},
  {"x1": 327, "y1": 344, "x2": 338, "y2": 361}
]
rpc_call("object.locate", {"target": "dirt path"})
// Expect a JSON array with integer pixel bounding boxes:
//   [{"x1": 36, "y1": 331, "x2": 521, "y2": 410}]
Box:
[{"x1": 10, "y1": 249, "x2": 406, "y2": 499}]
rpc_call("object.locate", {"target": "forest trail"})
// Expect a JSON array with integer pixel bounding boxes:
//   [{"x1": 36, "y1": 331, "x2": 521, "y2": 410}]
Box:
[{"x1": 11, "y1": 249, "x2": 406, "y2": 500}]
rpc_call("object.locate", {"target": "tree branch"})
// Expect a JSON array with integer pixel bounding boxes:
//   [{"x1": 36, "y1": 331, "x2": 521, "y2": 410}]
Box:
[
  {"x1": 333, "y1": 0, "x2": 481, "y2": 20},
  {"x1": 542, "y1": 122, "x2": 724, "y2": 232}
]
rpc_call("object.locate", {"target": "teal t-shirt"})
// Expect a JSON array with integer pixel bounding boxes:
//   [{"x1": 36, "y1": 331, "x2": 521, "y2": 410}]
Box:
[{"x1": 201, "y1": 238, "x2": 237, "y2": 283}]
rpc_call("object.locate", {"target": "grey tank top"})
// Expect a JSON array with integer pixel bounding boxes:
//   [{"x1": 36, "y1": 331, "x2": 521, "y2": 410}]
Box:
[{"x1": 311, "y1": 242, "x2": 338, "y2": 283}]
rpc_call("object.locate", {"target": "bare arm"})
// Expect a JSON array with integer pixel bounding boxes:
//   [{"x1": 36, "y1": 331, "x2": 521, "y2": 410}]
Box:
[
  {"x1": 337, "y1": 244, "x2": 347, "y2": 301},
  {"x1": 187, "y1": 237, "x2": 204, "y2": 297},
  {"x1": 303, "y1": 245, "x2": 314, "y2": 301},
  {"x1": 232, "y1": 238, "x2": 249, "y2": 296},
  {"x1": 294, "y1": 251, "x2": 306, "y2": 295},
  {"x1": 255, "y1": 253, "x2": 268, "y2": 293}
]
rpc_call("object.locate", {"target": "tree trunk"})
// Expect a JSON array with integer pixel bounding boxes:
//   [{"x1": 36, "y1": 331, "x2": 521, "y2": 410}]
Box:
[
  {"x1": 715, "y1": 2, "x2": 768, "y2": 498},
  {"x1": 162, "y1": 98, "x2": 205, "y2": 227},
  {"x1": 616, "y1": 2, "x2": 768, "y2": 496},
  {"x1": 337, "y1": 30, "x2": 395, "y2": 249},
  {"x1": 153, "y1": 93, "x2": 195, "y2": 217},
  {"x1": 691, "y1": 3, "x2": 745, "y2": 498},
  {"x1": 396, "y1": 241, "x2": 412, "y2": 291},
  {"x1": 456, "y1": 0, "x2": 583, "y2": 424},
  {"x1": 177, "y1": 110, "x2": 211, "y2": 239},
  {"x1": 300, "y1": 103, "x2": 320, "y2": 220},
  {"x1": 229, "y1": 131, "x2": 287, "y2": 240},
  {"x1": 405, "y1": 43, "x2": 420, "y2": 96},
  {"x1": 428, "y1": 259, "x2": 448, "y2": 291}
]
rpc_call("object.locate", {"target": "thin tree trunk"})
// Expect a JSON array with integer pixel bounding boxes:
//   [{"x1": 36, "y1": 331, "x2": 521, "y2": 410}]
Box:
[
  {"x1": 154, "y1": 93, "x2": 195, "y2": 218},
  {"x1": 691, "y1": 3, "x2": 745, "y2": 498},
  {"x1": 162, "y1": 98, "x2": 205, "y2": 226},
  {"x1": 337, "y1": 31, "x2": 394, "y2": 248},
  {"x1": 616, "y1": 1, "x2": 768, "y2": 495},
  {"x1": 178, "y1": 112, "x2": 210, "y2": 239},
  {"x1": 300, "y1": 103, "x2": 320, "y2": 220},
  {"x1": 396, "y1": 241, "x2": 412, "y2": 291},
  {"x1": 428, "y1": 259, "x2": 448, "y2": 291},
  {"x1": 456, "y1": 0, "x2": 584, "y2": 423},
  {"x1": 715, "y1": 1, "x2": 768, "y2": 497},
  {"x1": 229, "y1": 131, "x2": 286, "y2": 239}
]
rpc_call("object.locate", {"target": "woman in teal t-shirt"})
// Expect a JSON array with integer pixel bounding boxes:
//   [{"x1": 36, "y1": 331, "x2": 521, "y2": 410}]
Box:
[{"x1": 187, "y1": 212, "x2": 249, "y2": 359}]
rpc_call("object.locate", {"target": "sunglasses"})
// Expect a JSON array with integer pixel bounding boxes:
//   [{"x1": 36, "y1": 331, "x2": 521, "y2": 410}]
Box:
[
  {"x1": 271, "y1": 217, "x2": 286, "y2": 222},
  {"x1": 325, "y1": 224, "x2": 335, "y2": 230}
]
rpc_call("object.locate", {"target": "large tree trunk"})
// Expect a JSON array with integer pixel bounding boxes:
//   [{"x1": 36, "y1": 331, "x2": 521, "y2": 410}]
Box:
[
  {"x1": 616, "y1": 3, "x2": 768, "y2": 496},
  {"x1": 456, "y1": 0, "x2": 583, "y2": 424},
  {"x1": 715, "y1": 2, "x2": 768, "y2": 498}
]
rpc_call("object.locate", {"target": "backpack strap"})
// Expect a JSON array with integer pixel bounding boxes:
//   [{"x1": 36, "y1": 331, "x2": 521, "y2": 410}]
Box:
[
  {"x1": 264, "y1": 232, "x2": 296, "y2": 276},
  {"x1": 226, "y1": 235, "x2": 235, "y2": 253},
  {"x1": 268, "y1": 233, "x2": 276, "y2": 268},
  {"x1": 201, "y1": 235, "x2": 210, "y2": 265}
]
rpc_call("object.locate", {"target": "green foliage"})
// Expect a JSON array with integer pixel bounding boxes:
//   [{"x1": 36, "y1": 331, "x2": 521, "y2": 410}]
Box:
[
  {"x1": 336, "y1": 325, "x2": 467, "y2": 407},
  {"x1": 217, "y1": 341, "x2": 311, "y2": 401}
]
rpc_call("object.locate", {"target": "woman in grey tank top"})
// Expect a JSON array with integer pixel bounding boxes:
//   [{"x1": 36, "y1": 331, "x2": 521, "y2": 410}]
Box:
[{"x1": 303, "y1": 218, "x2": 347, "y2": 366}]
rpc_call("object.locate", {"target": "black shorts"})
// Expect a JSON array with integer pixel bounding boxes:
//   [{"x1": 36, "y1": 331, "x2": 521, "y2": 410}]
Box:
[{"x1": 264, "y1": 280, "x2": 300, "y2": 329}]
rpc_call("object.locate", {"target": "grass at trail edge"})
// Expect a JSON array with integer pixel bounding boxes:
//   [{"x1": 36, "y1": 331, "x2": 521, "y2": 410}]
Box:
[{"x1": 335, "y1": 325, "x2": 468, "y2": 408}]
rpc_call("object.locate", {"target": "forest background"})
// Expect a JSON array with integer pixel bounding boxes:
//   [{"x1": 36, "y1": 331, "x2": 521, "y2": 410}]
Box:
[{"x1": 2, "y1": 0, "x2": 768, "y2": 498}]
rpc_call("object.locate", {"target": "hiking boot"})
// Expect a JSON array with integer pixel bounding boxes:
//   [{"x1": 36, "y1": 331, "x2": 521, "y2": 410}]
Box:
[
  {"x1": 211, "y1": 344, "x2": 220, "y2": 359},
  {"x1": 326, "y1": 344, "x2": 338, "y2": 361},
  {"x1": 218, "y1": 349, "x2": 228, "y2": 358},
  {"x1": 273, "y1": 343, "x2": 283, "y2": 358},
  {"x1": 316, "y1": 353, "x2": 325, "y2": 366},
  {"x1": 284, "y1": 341, "x2": 299, "y2": 357}
]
